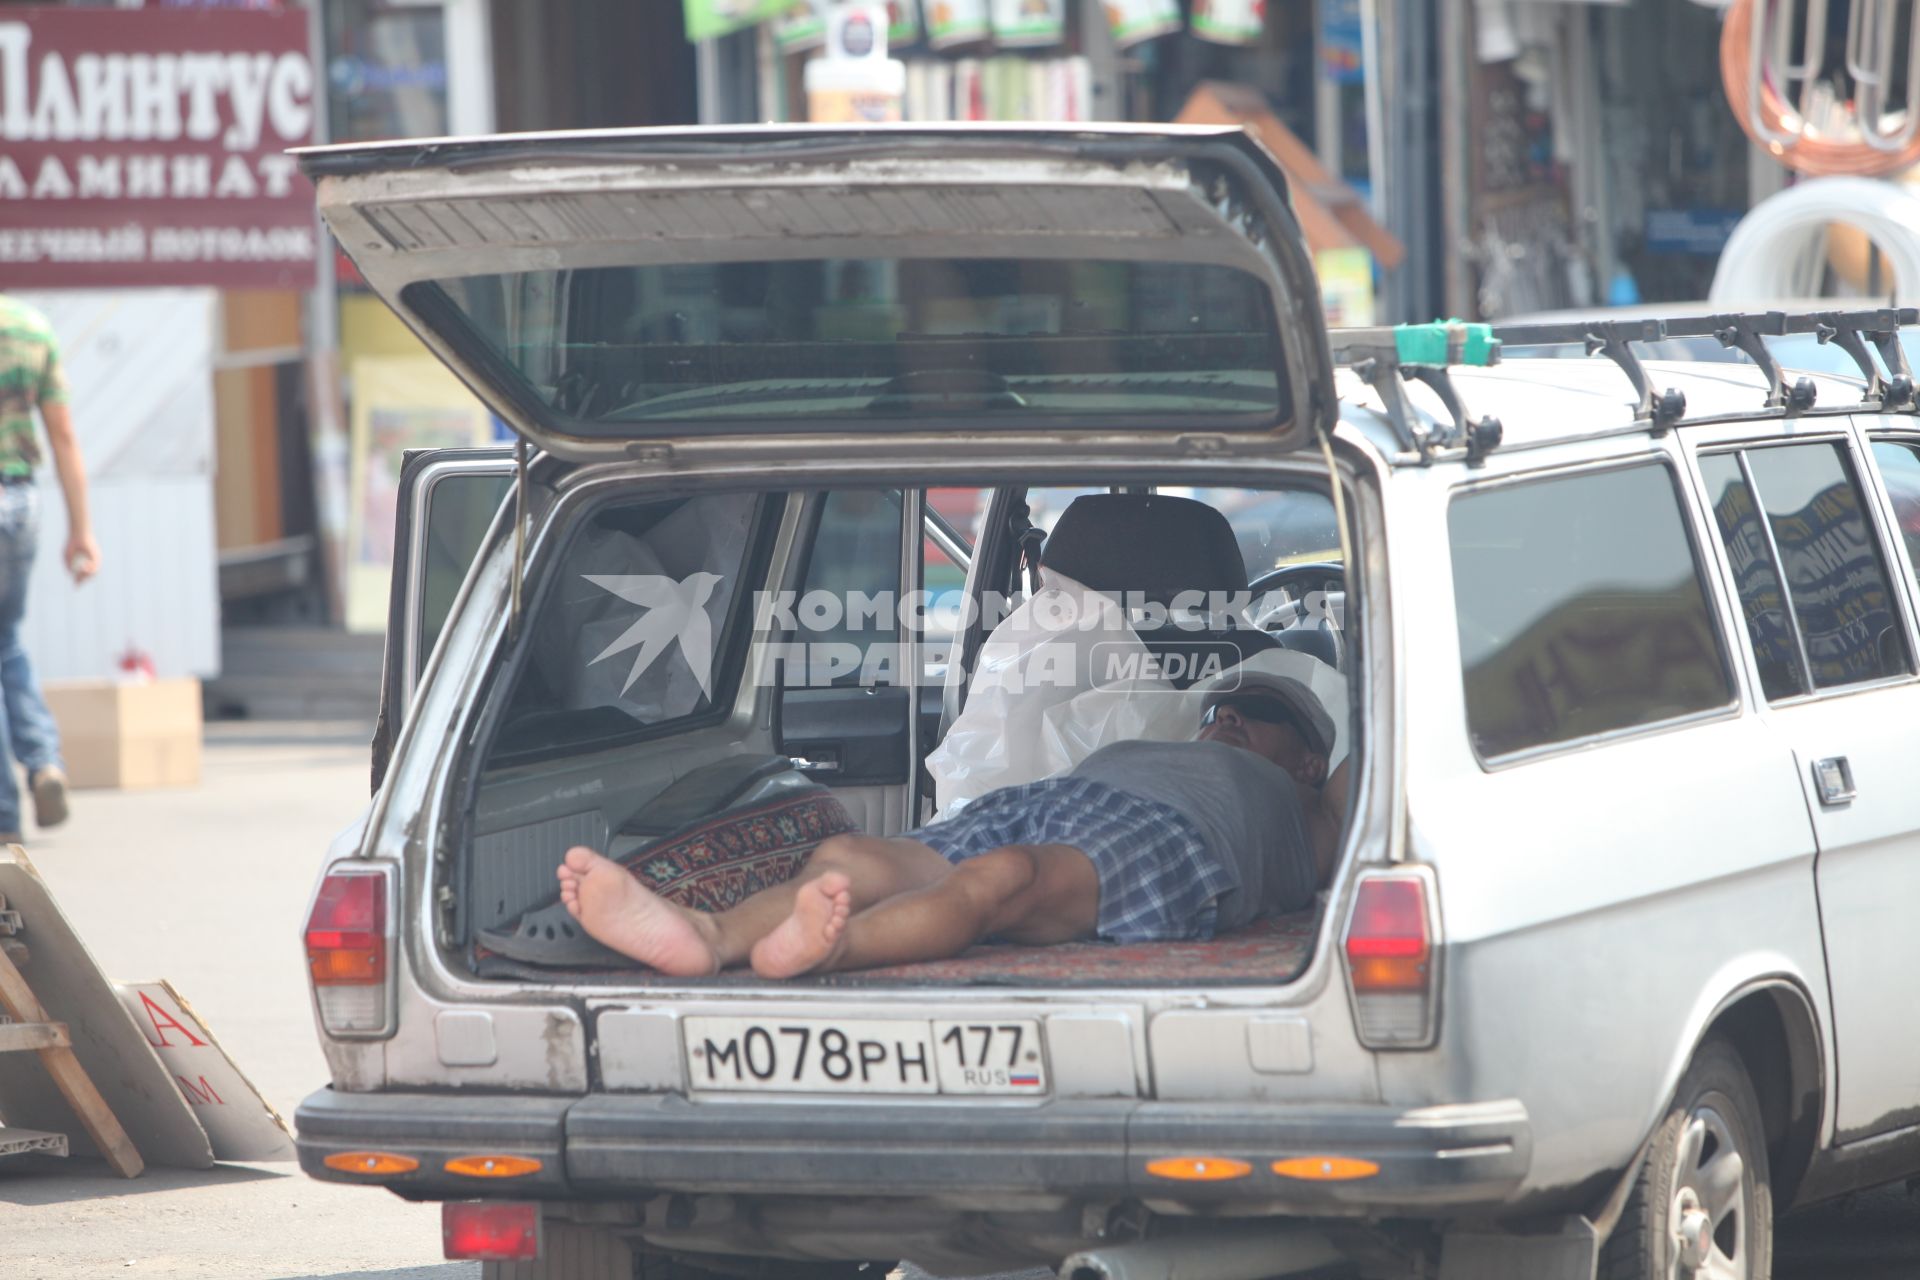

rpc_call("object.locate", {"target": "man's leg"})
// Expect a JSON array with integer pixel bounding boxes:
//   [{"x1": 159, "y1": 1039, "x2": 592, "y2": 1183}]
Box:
[
  {"x1": 750, "y1": 842, "x2": 1101, "y2": 978},
  {"x1": 0, "y1": 488, "x2": 63, "y2": 827},
  {"x1": 556, "y1": 832, "x2": 955, "y2": 976}
]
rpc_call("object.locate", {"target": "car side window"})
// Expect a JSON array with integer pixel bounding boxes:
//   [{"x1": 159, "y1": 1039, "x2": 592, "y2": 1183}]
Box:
[
  {"x1": 485, "y1": 491, "x2": 767, "y2": 767},
  {"x1": 1870, "y1": 440, "x2": 1920, "y2": 580},
  {"x1": 416, "y1": 470, "x2": 514, "y2": 684},
  {"x1": 1704, "y1": 441, "x2": 1911, "y2": 694},
  {"x1": 1698, "y1": 454, "x2": 1809, "y2": 701},
  {"x1": 1449, "y1": 461, "x2": 1734, "y2": 761},
  {"x1": 789, "y1": 490, "x2": 904, "y2": 688}
]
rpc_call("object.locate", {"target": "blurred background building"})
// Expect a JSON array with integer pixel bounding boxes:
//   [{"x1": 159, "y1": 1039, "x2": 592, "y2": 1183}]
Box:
[{"x1": 0, "y1": 0, "x2": 1808, "y2": 718}]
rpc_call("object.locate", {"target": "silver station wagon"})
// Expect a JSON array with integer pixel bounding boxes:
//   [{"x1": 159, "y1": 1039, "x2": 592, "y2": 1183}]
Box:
[{"x1": 292, "y1": 126, "x2": 1920, "y2": 1280}]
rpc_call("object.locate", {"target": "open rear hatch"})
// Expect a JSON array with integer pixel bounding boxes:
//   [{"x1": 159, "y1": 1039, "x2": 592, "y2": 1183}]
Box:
[
  {"x1": 299, "y1": 126, "x2": 1346, "y2": 992},
  {"x1": 298, "y1": 124, "x2": 1335, "y2": 461}
]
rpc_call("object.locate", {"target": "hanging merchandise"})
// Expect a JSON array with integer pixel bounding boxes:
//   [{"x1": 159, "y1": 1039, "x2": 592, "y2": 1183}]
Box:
[
  {"x1": 887, "y1": 0, "x2": 922, "y2": 46},
  {"x1": 1104, "y1": 0, "x2": 1180, "y2": 49},
  {"x1": 1191, "y1": 0, "x2": 1265, "y2": 46},
  {"x1": 991, "y1": 0, "x2": 1066, "y2": 48},
  {"x1": 683, "y1": 0, "x2": 789, "y2": 41},
  {"x1": 806, "y1": 3, "x2": 907, "y2": 121},
  {"x1": 926, "y1": 0, "x2": 991, "y2": 49},
  {"x1": 773, "y1": 0, "x2": 828, "y2": 51}
]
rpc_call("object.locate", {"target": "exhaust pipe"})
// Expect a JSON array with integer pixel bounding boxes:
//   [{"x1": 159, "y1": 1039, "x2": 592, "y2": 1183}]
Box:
[{"x1": 1059, "y1": 1224, "x2": 1343, "y2": 1280}]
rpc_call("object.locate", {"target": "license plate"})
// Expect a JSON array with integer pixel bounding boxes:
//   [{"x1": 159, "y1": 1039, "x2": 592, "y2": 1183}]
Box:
[{"x1": 683, "y1": 1017, "x2": 1047, "y2": 1096}]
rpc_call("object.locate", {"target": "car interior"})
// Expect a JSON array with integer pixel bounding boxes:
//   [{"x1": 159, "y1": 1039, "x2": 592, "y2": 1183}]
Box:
[{"x1": 454, "y1": 480, "x2": 1356, "y2": 988}]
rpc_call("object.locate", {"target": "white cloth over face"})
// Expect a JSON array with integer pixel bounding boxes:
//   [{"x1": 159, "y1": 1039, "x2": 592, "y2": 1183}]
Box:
[{"x1": 926, "y1": 569, "x2": 1174, "y2": 815}]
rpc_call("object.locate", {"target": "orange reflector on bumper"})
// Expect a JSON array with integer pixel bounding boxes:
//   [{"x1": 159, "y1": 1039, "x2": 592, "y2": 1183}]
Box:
[
  {"x1": 1271, "y1": 1155, "x2": 1380, "y2": 1181},
  {"x1": 1144, "y1": 1156, "x2": 1253, "y2": 1181},
  {"x1": 445, "y1": 1155, "x2": 544, "y2": 1178},
  {"x1": 323, "y1": 1151, "x2": 419, "y2": 1176}
]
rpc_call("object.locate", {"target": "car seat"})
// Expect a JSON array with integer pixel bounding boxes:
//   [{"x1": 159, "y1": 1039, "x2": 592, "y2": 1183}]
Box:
[{"x1": 1040, "y1": 493, "x2": 1280, "y2": 689}]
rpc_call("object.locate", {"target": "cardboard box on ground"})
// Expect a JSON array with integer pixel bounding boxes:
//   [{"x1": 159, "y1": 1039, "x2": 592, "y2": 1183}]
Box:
[{"x1": 42, "y1": 678, "x2": 202, "y2": 790}]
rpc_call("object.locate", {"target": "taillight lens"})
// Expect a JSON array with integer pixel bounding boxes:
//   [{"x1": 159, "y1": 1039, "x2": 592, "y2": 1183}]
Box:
[
  {"x1": 303, "y1": 866, "x2": 392, "y2": 1036},
  {"x1": 443, "y1": 1201, "x2": 541, "y2": 1262},
  {"x1": 1343, "y1": 873, "x2": 1437, "y2": 1049}
]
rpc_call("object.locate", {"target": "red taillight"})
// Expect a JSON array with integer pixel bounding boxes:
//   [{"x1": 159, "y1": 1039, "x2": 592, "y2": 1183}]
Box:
[
  {"x1": 443, "y1": 1201, "x2": 541, "y2": 1262},
  {"x1": 1343, "y1": 874, "x2": 1437, "y2": 1048},
  {"x1": 303, "y1": 866, "x2": 393, "y2": 1036},
  {"x1": 1344, "y1": 877, "x2": 1429, "y2": 992},
  {"x1": 305, "y1": 872, "x2": 386, "y2": 986}
]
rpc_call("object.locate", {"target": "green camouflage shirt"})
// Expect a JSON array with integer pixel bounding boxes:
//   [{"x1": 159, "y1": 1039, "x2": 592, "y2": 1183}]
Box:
[{"x1": 0, "y1": 295, "x2": 64, "y2": 477}]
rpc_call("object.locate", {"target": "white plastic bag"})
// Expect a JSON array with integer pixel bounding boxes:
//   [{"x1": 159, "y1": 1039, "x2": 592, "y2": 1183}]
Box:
[{"x1": 925, "y1": 569, "x2": 1162, "y2": 814}]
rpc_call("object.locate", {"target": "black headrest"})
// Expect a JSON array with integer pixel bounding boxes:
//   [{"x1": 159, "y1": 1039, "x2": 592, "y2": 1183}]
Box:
[{"x1": 1041, "y1": 494, "x2": 1247, "y2": 603}]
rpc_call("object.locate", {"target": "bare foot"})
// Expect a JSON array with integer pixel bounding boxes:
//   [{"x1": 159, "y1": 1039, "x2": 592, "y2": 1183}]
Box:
[
  {"x1": 750, "y1": 872, "x2": 853, "y2": 978},
  {"x1": 555, "y1": 846, "x2": 720, "y2": 976}
]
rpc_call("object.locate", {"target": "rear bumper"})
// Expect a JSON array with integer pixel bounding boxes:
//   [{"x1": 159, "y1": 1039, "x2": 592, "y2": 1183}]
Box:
[{"x1": 296, "y1": 1088, "x2": 1531, "y2": 1214}]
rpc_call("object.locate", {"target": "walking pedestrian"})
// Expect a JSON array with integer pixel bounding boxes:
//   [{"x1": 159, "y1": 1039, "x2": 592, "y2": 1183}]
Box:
[{"x1": 0, "y1": 295, "x2": 99, "y2": 843}]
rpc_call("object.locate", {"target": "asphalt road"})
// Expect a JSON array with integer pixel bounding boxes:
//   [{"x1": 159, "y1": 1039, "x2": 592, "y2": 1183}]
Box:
[
  {"x1": 0, "y1": 720, "x2": 1911, "y2": 1279},
  {"x1": 0, "y1": 721, "x2": 473, "y2": 1280}
]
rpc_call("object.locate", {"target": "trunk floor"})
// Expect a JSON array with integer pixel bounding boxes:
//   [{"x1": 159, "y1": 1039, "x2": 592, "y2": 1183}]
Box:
[
  {"x1": 813, "y1": 907, "x2": 1320, "y2": 987},
  {"x1": 475, "y1": 909, "x2": 1320, "y2": 988}
]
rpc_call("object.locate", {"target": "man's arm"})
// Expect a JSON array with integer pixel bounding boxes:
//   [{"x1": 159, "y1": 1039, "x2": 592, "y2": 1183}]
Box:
[
  {"x1": 40, "y1": 399, "x2": 98, "y2": 583},
  {"x1": 1304, "y1": 758, "x2": 1352, "y2": 890}
]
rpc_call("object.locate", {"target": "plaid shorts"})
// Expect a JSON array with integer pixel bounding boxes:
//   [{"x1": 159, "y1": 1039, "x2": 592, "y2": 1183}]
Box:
[{"x1": 908, "y1": 776, "x2": 1238, "y2": 943}]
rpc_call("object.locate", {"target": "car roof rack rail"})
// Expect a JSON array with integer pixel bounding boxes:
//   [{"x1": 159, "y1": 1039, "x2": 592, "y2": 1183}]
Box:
[
  {"x1": 1490, "y1": 306, "x2": 1920, "y2": 428},
  {"x1": 1329, "y1": 322, "x2": 1506, "y2": 466},
  {"x1": 1335, "y1": 308, "x2": 1920, "y2": 465}
]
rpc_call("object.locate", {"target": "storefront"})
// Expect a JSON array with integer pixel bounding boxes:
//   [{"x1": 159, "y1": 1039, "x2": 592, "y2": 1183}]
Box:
[
  {"x1": 1439, "y1": 0, "x2": 1761, "y2": 319},
  {"x1": 686, "y1": 0, "x2": 1404, "y2": 323}
]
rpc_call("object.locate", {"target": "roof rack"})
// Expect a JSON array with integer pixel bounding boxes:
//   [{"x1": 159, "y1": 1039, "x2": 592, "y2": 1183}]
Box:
[
  {"x1": 1331, "y1": 308, "x2": 1920, "y2": 466},
  {"x1": 1331, "y1": 321, "x2": 1506, "y2": 466}
]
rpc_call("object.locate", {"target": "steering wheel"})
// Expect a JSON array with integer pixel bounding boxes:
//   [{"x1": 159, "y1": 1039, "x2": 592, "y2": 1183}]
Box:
[{"x1": 1249, "y1": 562, "x2": 1345, "y2": 613}]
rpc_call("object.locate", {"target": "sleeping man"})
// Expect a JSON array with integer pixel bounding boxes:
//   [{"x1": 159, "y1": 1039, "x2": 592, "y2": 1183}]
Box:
[{"x1": 556, "y1": 655, "x2": 1350, "y2": 978}]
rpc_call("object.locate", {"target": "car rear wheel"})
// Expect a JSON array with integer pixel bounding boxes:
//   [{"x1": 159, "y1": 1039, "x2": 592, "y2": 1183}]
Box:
[{"x1": 1600, "y1": 1035, "x2": 1772, "y2": 1280}]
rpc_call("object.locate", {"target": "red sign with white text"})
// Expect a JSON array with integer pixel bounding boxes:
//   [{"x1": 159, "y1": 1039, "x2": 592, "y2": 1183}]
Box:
[{"x1": 0, "y1": 7, "x2": 317, "y2": 289}]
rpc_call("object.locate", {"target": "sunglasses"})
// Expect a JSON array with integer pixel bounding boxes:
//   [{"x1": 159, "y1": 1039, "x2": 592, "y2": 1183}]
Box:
[{"x1": 1201, "y1": 693, "x2": 1300, "y2": 729}]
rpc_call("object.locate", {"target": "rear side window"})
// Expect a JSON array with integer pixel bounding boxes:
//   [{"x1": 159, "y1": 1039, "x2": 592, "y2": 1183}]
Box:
[
  {"x1": 1701, "y1": 441, "x2": 1911, "y2": 695},
  {"x1": 486, "y1": 491, "x2": 769, "y2": 766},
  {"x1": 1871, "y1": 440, "x2": 1920, "y2": 579},
  {"x1": 1698, "y1": 455, "x2": 1808, "y2": 701},
  {"x1": 1449, "y1": 462, "x2": 1734, "y2": 761}
]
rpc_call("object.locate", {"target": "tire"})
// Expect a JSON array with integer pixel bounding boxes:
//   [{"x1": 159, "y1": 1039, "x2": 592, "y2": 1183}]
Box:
[{"x1": 1600, "y1": 1035, "x2": 1774, "y2": 1280}]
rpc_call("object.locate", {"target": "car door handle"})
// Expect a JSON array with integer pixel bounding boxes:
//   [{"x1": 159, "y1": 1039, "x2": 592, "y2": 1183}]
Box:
[
  {"x1": 788, "y1": 754, "x2": 842, "y2": 775},
  {"x1": 1812, "y1": 756, "x2": 1856, "y2": 807}
]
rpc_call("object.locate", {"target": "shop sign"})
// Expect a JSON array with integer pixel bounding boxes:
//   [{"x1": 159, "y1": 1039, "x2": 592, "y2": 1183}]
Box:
[
  {"x1": 777, "y1": 0, "x2": 920, "y2": 51},
  {"x1": 774, "y1": 3, "x2": 829, "y2": 52},
  {"x1": 927, "y1": 0, "x2": 991, "y2": 50},
  {"x1": 1644, "y1": 208, "x2": 1743, "y2": 256},
  {"x1": 991, "y1": 0, "x2": 1065, "y2": 47},
  {"x1": 0, "y1": 6, "x2": 317, "y2": 289},
  {"x1": 1192, "y1": 0, "x2": 1267, "y2": 45},
  {"x1": 1320, "y1": 0, "x2": 1365, "y2": 84},
  {"x1": 888, "y1": 0, "x2": 923, "y2": 47},
  {"x1": 1106, "y1": 0, "x2": 1181, "y2": 48},
  {"x1": 685, "y1": 0, "x2": 790, "y2": 42}
]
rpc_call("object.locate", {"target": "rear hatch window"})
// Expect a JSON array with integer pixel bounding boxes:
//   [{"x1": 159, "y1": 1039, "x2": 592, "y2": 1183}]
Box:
[{"x1": 414, "y1": 257, "x2": 1285, "y2": 431}]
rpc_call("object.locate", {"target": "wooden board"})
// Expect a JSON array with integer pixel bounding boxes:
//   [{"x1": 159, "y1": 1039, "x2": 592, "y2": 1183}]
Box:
[
  {"x1": 117, "y1": 981, "x2": 295, "y2": 1162},
  {"x1": 0, "y1": 846, "x2": 212, "y2": 1168}
]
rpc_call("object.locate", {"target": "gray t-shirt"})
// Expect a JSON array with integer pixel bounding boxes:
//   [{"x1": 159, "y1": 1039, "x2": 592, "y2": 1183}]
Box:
[{"x1": 1069, "y1": 739, "x2": 1319, "y2": 930}]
